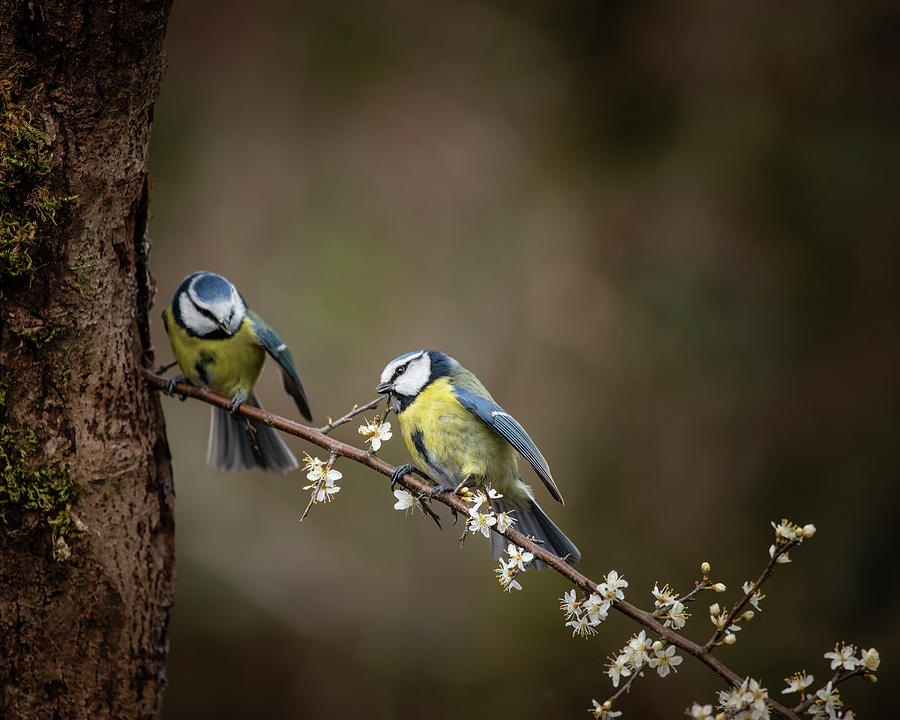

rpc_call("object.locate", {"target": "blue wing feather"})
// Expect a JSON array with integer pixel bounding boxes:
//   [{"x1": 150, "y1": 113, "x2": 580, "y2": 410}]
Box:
[
  {"x1": 452, "y1": 386, "x2": 563, "y2": 503},
  {"x1": 248, "y1": 311, "x2": 312, "y2": 421}
]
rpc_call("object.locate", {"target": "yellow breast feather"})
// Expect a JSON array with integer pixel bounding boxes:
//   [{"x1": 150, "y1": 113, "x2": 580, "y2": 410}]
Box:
[{"x1": 398, "y1": 377, "x2": 517, "y2": 484}]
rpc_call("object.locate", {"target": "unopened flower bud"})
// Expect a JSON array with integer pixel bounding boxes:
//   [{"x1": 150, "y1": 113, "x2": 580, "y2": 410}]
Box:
[
  {"x1": 652, "y1": 640, "x2": 664, "y2": 652},
  {"x1": 709, "y1": 603, "x2": 721, "y2": 616},
  {"x1": 802, "y1": 523, "x2": 816, "y2": 538},
  {"x1": 701, "y1": 561, "x2": 711, "y2": 575},
  {"x1": 741, "y1": 610, "x2": 755, "y2": 622},
  {"x1": 603, "y1": 700, "x2": 613, "y2": 710},
  {"x1": 723, "y1": 633, "x2": 736, "y2": 645},
  {"x1": 712, "y1": 583, "x2": 726, "y2": 593}
]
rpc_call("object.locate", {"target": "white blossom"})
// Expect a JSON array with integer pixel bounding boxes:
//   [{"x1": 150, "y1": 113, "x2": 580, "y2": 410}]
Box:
[
  {"x1": 392, "y1": 488, "x2": 416, "y2": 512},
  {"x1": 824, "y1": 643, "x2": 859, "y2": 671},
  {"x1": 782, "y1": 671, "x2": 814, "y2": 695},
  {"x1": 598, "y1": 570, "x2": 628, "y2": 603},
  {"x1": 606, "y1": 654, "x2": 631, "y2": 688},
  {"x1": 687, "y1": 703, "x2": 713, "y2": 719},
  {"x1": 589, "y1": 699, "x2": 622, "y2": 719},
  {"x1": 302, "y1": 458, "x2": 342, "y2": 503},
  {"x1": 859, "y1": 647, "x2": 880, "y2": 671},
  {"x1": 560, "y1": 589, "x2": 581, "y2": 621},
  {"x1": 582, "y1": 593, "x2": 611, "y2": 625},
  {"x1": 358, "y1": 418, "x2": 392, "y2": 451},
  {"x1": 718, "y1": 677, "x2": 770, "y2": 720},
  {"x1": 467, "y1": 509, "x2": 496, "y2": 538},
  {"x1": 648, "y1": 644, "x2": 683, "y2": 678},
  {"x1": 495, "y1": 510, "x2": 516, "y2": 533},
  {"x1": 506, "y1": 543, "x2": 533, "y2": 572},
  {"x1": 772, "y1": 518, "x2": 798, "y2": 541},
  {"x1": 809, "y1": 681, "x2": 842, "y2": 719},
  {"x1": 743, "y1": 580, "x2": 766, "y2": 611},
  {"x1": 566, "y1": 614, "x2": 597, "y2": 638},
  {"x1": 663, "y1": 600, "x2": 689, "y2": 629},
  {"x1": 495, "y1": 559, "x2": 522, "y2": 592},
  {"x1": 625, "y1": 630, "x2": 652, "y2": 669},
  {"x1": 652, "y1": 582, "x2": 678, "y2": 608}
]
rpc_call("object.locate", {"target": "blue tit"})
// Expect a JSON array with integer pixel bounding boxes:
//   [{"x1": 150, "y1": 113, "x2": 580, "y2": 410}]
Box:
[
  {"x1": 162, "y1": 271, "x2": 312, "y2": 473},
  {"x1": 376, "y1": 349, "x2": 580, "y2": 568}
]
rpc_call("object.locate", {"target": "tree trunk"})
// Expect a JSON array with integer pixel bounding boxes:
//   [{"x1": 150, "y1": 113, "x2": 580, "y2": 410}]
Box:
[{"x1": 1, "y1": 2, "x2": 175, "y2": 718}]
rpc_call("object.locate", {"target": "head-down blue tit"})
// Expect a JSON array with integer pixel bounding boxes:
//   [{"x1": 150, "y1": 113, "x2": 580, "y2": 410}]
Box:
[
  {"x1": 376, "y1": 349, "x2": 579, "y2": 568},
  {"x1": 162, "y1": 271, "x2": 312, "y2": 473}
]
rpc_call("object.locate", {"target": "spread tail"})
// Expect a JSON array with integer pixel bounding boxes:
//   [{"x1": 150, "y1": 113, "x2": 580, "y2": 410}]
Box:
[
  {"x1": 207, "y1": 392, "x2": 298, "y2": 473},
  {"x1": 490, "y1": 497, "x2": 580, "y2": 570}
]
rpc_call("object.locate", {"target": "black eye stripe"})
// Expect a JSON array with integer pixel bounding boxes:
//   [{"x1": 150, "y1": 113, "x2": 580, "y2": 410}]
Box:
[{"x1": 193, "y1": 302, "x2": 218, "y2": 322}]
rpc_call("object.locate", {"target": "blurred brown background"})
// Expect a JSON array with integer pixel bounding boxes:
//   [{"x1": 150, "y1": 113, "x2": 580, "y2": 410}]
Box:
[{"x1": 148, "y1": 1, "x2": 898, "y2": 717}]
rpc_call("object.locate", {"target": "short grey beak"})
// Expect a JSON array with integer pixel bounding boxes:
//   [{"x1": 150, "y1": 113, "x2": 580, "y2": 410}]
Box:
[{"x1": 375, "y1": 382, "x2": 391, "y2": 394}]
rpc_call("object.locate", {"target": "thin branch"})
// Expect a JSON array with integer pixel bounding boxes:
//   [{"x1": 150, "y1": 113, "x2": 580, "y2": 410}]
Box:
[
  {"x1": 318, "y1": 397, "x2": 384, "y2": 435},
  {"x1": 142, "y1": 369, "x2": 803, "y2": 719},
  {"x1": 607, "y1": 665, "x2": 643, "y2": 706},
  {"x1": 680, "y1": 579, "x2": 711, "y2": 606},
  {"x1": 298, "y1": 481, "x2": 320, "y2": 523},
  {"x1": 704, "y1": 539, "x2": 797, "y2": 652}
]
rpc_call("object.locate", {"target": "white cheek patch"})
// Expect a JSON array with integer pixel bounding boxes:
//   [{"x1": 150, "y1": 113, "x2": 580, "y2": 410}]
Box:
[
  {"x1": 393, "y1": 354, "x2": 431, "y2": 396},
  {"x1": 178, "y1": 292, "x2": 218, "y2": 336}
]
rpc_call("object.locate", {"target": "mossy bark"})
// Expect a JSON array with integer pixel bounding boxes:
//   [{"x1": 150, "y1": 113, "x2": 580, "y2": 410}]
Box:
[{"x1": 0, "y1": 2, "x2": 175, "y2": 718}]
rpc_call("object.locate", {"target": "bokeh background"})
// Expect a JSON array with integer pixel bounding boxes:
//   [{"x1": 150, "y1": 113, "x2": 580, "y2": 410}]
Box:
[{"x1": 147, "y1": 1, "x2": 898, "y2": 717}]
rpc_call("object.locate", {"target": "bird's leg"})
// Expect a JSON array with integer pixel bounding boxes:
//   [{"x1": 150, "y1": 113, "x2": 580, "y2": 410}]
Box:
[
  {"x1": 229, "y1": 392, "x2": 247, "y2": 415},
  {"x1": 164, "y1": 374, "x2": 190, "y2": 401},
  {"x1": 390, "y1": 463, "x2": 430, "y2": 491},
  {"x1": 431, "y1": 474, "x2": 475, "y2": 498}
]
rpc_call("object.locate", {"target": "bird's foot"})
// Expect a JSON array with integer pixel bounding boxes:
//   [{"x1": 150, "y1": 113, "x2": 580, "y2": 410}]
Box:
[
  {"x1": 164, "y1": 374, "x2": 190, "y2": 401},
  {"x1": 431, "y1": 475, "x2": 475, "y2": 498},
  {"x1": 229, "y1": 392, "x2": 247, "y2": 415},
  {"x1": 390, "y1": 463, "x2": 429, "y2": 491},
  {"x1": 429, "y1": 484, "x2": 454, "y2": 498}
]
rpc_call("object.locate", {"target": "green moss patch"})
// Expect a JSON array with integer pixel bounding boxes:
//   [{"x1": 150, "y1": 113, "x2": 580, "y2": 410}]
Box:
[
  {"x1": 1, "y1": 63, "x2": 74, "y2": 282},
  {"x1": 0, "y1": 421, "x2": 79, "y2": 550}
]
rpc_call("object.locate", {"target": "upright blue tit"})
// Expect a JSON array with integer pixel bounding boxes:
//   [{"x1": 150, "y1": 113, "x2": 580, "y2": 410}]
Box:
[
  {"x1": 162, "y1": 271, "x2": 312, "y2": 473},
  {"x1": 376, "y1": 350, "x2": 580, "y2": 568}
]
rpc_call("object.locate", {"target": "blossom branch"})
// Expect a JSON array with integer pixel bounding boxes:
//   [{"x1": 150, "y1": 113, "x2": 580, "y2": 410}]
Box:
[{"x1": 142, "y1": 370, "x2": 874, "y2": 720}]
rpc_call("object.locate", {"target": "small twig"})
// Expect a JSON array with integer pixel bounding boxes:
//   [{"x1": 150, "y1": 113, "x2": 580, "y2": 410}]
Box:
[
  {"x1": 298, "y1": 484, "x2": 319, "y2": 523},
  {"x1": 680, "y1": 579, "x2": 711, "y2": 605},
  {"x1": 607, "y1": 664, "x2": 643, "y2": 705},
  {"x1": 318, "y1": 397, "x2": 383, "y2": 435},
  {"x1": 704, "y1": 539, "x2": 797, "y2": 652},
  {"x1": 154, "y1": 359, "x2": 178, "y2": 374}
]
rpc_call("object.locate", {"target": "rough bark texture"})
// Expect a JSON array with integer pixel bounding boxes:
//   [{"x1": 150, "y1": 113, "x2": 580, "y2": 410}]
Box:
[{"x1": 1, "y1": 2, "x2": 175, "y2": 718}]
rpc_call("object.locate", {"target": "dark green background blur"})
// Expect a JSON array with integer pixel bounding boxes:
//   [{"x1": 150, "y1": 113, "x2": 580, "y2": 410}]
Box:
[{"x1": 148, "y1": 1, "x2": 898, "y2": 718}]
